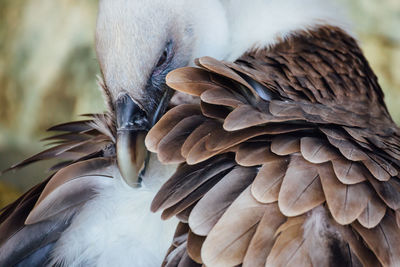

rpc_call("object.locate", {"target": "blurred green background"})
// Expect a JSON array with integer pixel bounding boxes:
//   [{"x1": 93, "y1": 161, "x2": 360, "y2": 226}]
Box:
[{"x1": 0, "y1": 0, "x2": 399, "y2": 207}]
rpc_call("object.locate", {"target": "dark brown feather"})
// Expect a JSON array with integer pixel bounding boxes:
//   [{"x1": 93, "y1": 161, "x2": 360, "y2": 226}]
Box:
[
  {"x1": 270, "y1": 135, "x2": 301, "y2": 156},
  {"x1": 166, "y1": 67, "x2": 222, "y2": 96},
  {"x1": 243, "y1": 203, "x2": 286, "y2": 267},
  {"x1": 278, "y1": 155, "x2": 325, "y2": 216},
  {"x1": 181, "y1": 120, "x2": 220, "y2": 158},
  {"x1": 151, "y1": 25, "x2": 400, "y2": 266},
  {"x1": 200, "y1": 87, "x2": 243, "y2": 108},
  {"x1": 223, "y1": 105, "x2": 274, "y2": 131},
  {"x1": 187, "y1": 230, "x2": 205, "y2": 264},
  {"x1": 146, "y1": 104, "x2": 202, "y2": 153},
  {"x1": 235, "y1": 142, "x2": 281, "y2": 167},
  {"x1": 353, "y1": 213, "x2": 400, "y2": 266},
  {"x1": 357, "y1": 195, "x2": 387, "y2": 229},
  {"x1": 188, "y1": 166, "x2": 257, "y2": 236},
  {"x1": 331, "y1": 158, "x2": 367, "y2": 184},
  {"x1": 151, "y1": 155, "x2": 235, "y2": 213},
  {"x1": 300, "y1": 137, "x2": 340, "y2": 163},
  {"x1": 251, "y1": 157, "x2": 289, "y2": 203},
  {"x1": 201, "y1": 187, "x2": 265, "y2": 267},
  {"x1": 0, "y1": 111, "x2": 116, "y2": 265},
  {"x1": 157, "y1": 115, "x2": 205, "y2": 163},
  {"x1": 200, "y1": 102, "x2": 230, "y2": 120},
  {"x1": 26, "y1": 158, "x2": 114, "y2": 224},
  {"x1": 318, "y1": 163, "x2": 372, "y2": 225},
  {"x1": 46, "y1": 120, "x2": 93, "y2": 133}
]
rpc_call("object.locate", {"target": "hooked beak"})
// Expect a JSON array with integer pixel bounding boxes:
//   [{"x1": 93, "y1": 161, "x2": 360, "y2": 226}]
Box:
[
  {"x1": 115, "y1": 88, "x2": 172, "y2": 187},
  {"x1": 115, "y1": 94, "x2": 148, "y2": 187}
]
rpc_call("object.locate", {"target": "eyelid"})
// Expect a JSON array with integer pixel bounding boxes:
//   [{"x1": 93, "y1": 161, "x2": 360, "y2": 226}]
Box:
[
  {"x1": 164, "y1": 40, "x2": 173, "y2": 59},
  {"x1": 153, "y1": 40, "x2": 173, "y2": 74},
  {"x1": 155, "y1": 49, "x2": 168, "y2": 68}
]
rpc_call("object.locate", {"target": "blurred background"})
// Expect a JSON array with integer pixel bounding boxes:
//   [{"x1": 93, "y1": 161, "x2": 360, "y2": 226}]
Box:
[{"x1": 0, "y1": 0, "x2": 399, "y2": 207}]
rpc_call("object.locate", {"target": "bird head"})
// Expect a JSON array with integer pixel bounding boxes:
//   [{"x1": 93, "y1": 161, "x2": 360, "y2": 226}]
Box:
[{"x1": 95, "y1": 0, "x2": 229, "y2": 187}]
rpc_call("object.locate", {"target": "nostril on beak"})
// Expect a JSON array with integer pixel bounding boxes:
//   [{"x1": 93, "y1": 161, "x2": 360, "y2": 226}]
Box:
[{"x1": 115, "y1": 93, "x2": 148, "y2": 131}]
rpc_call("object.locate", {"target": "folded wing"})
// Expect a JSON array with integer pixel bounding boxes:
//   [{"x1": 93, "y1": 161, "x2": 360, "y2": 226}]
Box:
[{"x1": 148, "y1": 26, "x2": 400, "y2": 266}]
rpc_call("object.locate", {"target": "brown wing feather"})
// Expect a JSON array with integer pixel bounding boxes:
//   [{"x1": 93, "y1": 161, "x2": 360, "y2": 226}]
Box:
[
  {"x1": 25, "y1": 158, "x2": 114, "y2": 224},
  {"x1": 0, "y1": 112, "x2": 116, "y2": 266},
  {"x1": 157, "y1": 115, "x2": 205, "y2": 164},
  {"x1": 150, "y1": 25, "x2": 400, "y2": 266},
  {"x1": 200, "y1": 101, "x2": 230, "y2": 120},
  {"x1": 318, "y1": 163, "x2": 372, "y2": 224},
  {"x1": 145, "y1": 104, "x2": 202, "y2": 153},
  {"x1": 243, "y1": 204, "x2": 286, "y2": 267},
  {"x1": 165, "y1": 67, "x2": 221, "y2": 96},
  {"x1": 0, "y1": 180, "x2": 48, "y2": 245},
  {"x1": 270, "y1": 135, "x2": 301, "y2": 156},
  {"x1": 188, "y1": 166, "x2": 257, "y2": 236},
  {"x1": 357, "y1": 195, "x2": 387, "y2": 229},
  {"x1": 266, "y1": 217, "x2": 311, "y2": 267},
  {"x1": 151, "y1": 155, "x2": 235, "y2": 213},
  {"x1": 223, "y1": 105, "x2": 273, "y2": 131},
  {"x1": 235, "y1": 142, "x2": 281, "y2": 167},
  {"x1": 187, "y1": 230, "x2": 205, "y2": 264},
  {"x1": 181, "y1": 120, "x2": 220, "y2": 158},
  {"x1": 200, "y1": 87, "x2": 243, "y2": 108},
  {"x1": 278, "y1": 155, "x2": 325, "y2": 216},
  {"x1": 201, "y1": 187, "x2": 265, "y2": 267},
  {"x1": 353, "y1": 213, "x2": 400, "y2": 266},
  {"x1": 251, "y1": 157, "x2": 289, "y2": 203},
  {"x1": 331, "y1": 158, "x2": 367, "y2": 184},
  {"x1": 300, "y1": 137, "x2": 340, "y2": 163}
]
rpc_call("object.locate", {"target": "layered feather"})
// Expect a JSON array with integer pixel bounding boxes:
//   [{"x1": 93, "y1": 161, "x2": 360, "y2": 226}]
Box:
[
  {"x1": 0, "y1": 112, "x2": 117, "y2": 266},
  {"x1": 148, "y1": 26, "x2": 400, "y2": 266}
]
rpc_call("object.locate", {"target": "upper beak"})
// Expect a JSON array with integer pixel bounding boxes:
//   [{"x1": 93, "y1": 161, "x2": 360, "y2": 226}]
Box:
[{"x1": 115, "y1": 93, "x2": 148, "y2": 187}]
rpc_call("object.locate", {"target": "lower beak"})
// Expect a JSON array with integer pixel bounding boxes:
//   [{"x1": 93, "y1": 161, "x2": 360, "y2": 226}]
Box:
[
  {"x1": 116, "y1": 131, "x2": 147, "y2": 187},
  {"x1": 115, "y1": 94, "x2": 148, "y2": 187}
]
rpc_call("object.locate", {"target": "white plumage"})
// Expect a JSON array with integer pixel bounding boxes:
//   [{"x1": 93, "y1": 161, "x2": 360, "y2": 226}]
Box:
[{"x1": 50, "y1": 155, "x2": 178, "y2": 266}]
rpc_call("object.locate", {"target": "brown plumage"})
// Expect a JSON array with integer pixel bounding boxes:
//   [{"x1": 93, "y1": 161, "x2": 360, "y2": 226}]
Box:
[
  {"x1": 0, "y1": 112, "x2": 117, "y2": 266},
  {"x1": 148, "y1": 26, "x2": 400, "y2": 266}
]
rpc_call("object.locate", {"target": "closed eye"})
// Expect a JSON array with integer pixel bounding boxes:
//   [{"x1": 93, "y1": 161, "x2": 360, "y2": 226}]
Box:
[
  {"x1": 154, "y1": 40, "x2": 173, "y2": 71},
  {"x1": 156, "y1": 49, "x2": 168, "y2": 68}
]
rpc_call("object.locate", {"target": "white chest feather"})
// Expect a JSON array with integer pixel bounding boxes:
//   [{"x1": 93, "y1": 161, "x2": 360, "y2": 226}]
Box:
[{"x1": 49, "y1": 157, "x2": 178, "y2": 267}]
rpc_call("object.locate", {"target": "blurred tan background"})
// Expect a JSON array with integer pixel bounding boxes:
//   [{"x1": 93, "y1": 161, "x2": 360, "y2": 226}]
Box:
[{"x1": 0, "y1": 0, "x2": 399, "y2": 207}]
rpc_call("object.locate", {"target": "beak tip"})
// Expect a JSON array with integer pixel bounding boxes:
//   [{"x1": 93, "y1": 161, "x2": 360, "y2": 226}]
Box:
[{"x1": 116, "y1": 131, "x2": 147, "y2": 188}]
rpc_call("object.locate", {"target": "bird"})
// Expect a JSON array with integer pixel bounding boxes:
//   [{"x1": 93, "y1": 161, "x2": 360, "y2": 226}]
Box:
[{"x1": 1, "y1": 0, "x2": 399, "y2": 267}]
